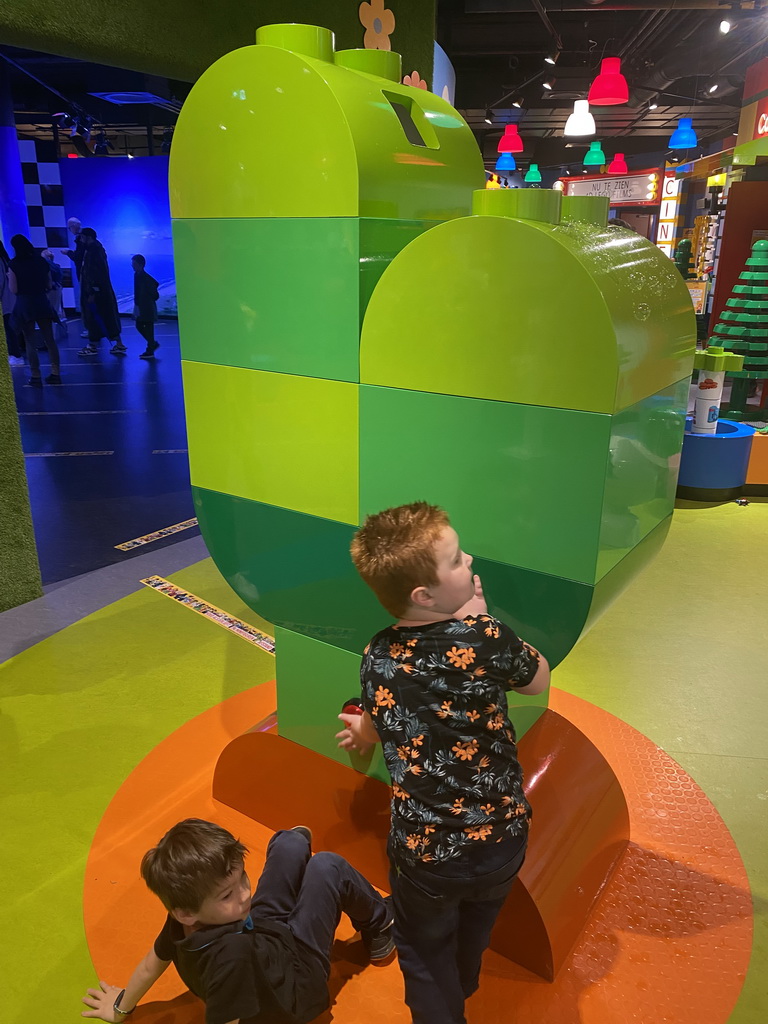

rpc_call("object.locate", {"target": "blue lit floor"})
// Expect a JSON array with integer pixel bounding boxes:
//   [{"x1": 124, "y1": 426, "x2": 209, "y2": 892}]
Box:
[{"x1": 9, "y1": 318, "x2": 198, "y2": 583}]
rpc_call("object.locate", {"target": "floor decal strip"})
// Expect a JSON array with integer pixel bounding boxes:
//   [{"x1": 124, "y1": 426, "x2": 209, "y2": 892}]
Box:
[
  {"x1": 115, "y1": 519, "x2": 198, "y2": 551},
  {"x1": 25, "y1": 450, "x2": 115, "y2": 457},
  {"x1": 140, "y1": 575, "x2": 276, "y2": 653}
]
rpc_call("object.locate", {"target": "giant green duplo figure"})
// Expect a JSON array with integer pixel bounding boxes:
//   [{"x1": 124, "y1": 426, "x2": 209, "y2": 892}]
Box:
[{"x1": 170, "y1": 25, "x2": 695, "y2": 781}]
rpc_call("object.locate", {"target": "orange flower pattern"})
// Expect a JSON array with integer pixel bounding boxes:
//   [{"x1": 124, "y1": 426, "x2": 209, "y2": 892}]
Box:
[{"x1": 360, "y1": 614, "x2": 538, "y2": 864}]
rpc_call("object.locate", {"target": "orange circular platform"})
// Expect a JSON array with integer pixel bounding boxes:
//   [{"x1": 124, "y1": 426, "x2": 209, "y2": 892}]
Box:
[{"x1": 83, "y1": 684, "x2": 752, "y2": 1024}]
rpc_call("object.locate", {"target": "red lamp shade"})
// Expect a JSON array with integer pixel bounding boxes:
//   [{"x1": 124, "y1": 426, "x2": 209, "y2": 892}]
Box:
[
  {"x1": 497, "y1": 124, "x2": 524, "y2": 154},
  {"x1": 588, "y1": 57, "x2": 629, "y2": 106},
  {"x1": 607, "y1": 152, "x2": 628, "y2": 174}
]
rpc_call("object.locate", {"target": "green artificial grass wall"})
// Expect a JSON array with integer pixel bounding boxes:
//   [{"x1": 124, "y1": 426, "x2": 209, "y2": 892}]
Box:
[
  {"x1": 0, "y1": 0, "x2": 436, "y2": 87},
  {"x1": 0, "y1": 318, "x2": 42, "y2": 611}
]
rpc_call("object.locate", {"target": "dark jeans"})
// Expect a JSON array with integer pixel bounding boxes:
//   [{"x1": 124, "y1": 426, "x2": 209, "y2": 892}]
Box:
[
  {"x1": 136, "y1": 319, "x2": 156, "y2": 351},
  {"x1": 3, "y1": 312, "x2": 24, "y2": 358},
  {"x1": 22, "y1": 318, "x2": 60, "y2": 377},
  {"x1": 252, "y1": 829, "x2": 391, "y2": 975},
  {"x1": 389, "y1": 835, "x2": 527, "y2": 1024}
]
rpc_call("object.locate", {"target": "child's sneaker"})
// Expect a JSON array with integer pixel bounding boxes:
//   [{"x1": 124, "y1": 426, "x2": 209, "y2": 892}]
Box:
[
  {"x1": 139, "y1": 350, "x2": 156, "y2": 359},
  {"x1": 290, "y1": 825, "x2": 313, "y2": 850},
  {"x1": 110, "y1": 341, "x2": 127, "y2": 355},
  {"x1": 362, "y1": 896, "x2": 395, "y2": 963},
  {"x1": 79, "y1": 345, "x2": 98, "y2": 357}
]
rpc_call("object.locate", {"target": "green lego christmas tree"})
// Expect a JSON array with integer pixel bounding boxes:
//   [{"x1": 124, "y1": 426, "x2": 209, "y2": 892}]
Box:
[
  {"x1": 709, "y1": 237, "x2": 768, "y2": 421},
  {"x1": 673, "y1": 237, "x2": 694, "y2": 280}
]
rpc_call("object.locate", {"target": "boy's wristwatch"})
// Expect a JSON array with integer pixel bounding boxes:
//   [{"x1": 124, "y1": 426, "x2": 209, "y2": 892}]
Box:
[{"x1": 113, "y1": 990, "x2": 135, "y2": 1017}]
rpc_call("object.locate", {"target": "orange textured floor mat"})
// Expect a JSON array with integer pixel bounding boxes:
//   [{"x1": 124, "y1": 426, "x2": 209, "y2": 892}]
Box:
[{"x1": 83, "y1": 684, "x2": 752, "y2": 1024}]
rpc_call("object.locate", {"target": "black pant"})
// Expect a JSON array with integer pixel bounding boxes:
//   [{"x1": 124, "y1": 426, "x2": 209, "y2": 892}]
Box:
[
  {"x1": 22, "y1": 318, "x2": 60, "y2": 377},
  {"x1": 136, "y1": 319, "x2": 156, "y2": 351},
  {"x1": 389, "y1": 836, "x2": 527, "y2": 1024},
  {"x1": 252, "y1": 829, "x2": 390, "y2": 975},
  {"x1": 3, "y1": 312, "x2": 24, "y2": 358}
]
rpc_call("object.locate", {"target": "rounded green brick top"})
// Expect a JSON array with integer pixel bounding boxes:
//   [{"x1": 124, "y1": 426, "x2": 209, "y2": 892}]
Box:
[
  {"x1": 561, "y1": 194, "x2": 610, "y2": 227},
  {"x1": 334, "y1": 48, "x2": 402, "y2": 82},
  {"x1": 472, "y1": 187, "x2": 562, "y2": 224},
  {"x1": 255, "y1": 23, "x2": 335, "y2": 62},
  {"x1": 753, "y1": 239, "x2": 768, "y2": 253}
]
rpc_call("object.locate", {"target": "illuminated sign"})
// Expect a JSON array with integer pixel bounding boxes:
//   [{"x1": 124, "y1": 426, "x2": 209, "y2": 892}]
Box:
[
  {"x1": 563, "y1": 168, "x2": 661, "y2": 206},
  {"x1": 655, "y1": 173, "x2": 681, "y2": 257},
  {"x1": 752, "y1": 96, "x2": 768, "y2": 141}
]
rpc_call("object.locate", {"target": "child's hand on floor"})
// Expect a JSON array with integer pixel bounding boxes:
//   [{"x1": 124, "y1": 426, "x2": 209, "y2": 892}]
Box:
[{"x1": 82, "y1": 981, "x2": 125, "y2": 1023}]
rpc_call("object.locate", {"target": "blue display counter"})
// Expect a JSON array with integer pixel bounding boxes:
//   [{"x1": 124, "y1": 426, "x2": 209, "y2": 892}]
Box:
[{"x1": 677, "y1": 418, "x2": 755, "y2": 500}]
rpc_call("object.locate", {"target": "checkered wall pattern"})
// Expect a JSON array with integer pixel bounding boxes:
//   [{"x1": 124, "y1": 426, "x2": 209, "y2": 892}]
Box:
[{"x1": 18, "y1": 137, "x2": 76, "y2": 311}]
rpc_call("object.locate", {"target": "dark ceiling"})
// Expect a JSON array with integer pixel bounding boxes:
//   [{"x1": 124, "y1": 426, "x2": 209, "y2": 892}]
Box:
[
  {"x1": 3, "y1": 2, "x2": 768, "y2": 167},
  {"x1": 438, "y1": 1, "x2": 768, "y2": 171}
]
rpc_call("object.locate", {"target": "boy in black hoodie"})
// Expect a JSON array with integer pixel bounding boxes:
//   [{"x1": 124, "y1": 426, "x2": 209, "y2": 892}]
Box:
[
  {"x1": 131, "y1": 254, "x2": 160, "y2": 359},
  {"x1": 81, "y1": 819, "x2": 393, "y2": 1024}
]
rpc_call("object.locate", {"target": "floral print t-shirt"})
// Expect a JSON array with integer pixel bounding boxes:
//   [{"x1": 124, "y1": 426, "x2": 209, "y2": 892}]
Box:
[{"x1": 360, "y1": 614, "x2": 540, "y2": 867}]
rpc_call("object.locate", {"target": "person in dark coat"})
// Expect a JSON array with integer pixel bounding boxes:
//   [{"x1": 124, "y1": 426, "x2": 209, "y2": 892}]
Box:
[
  {"x1": 7, "y1": 235, "x2": 61, "y2": 386},
  {"x1": 78, "y1": 227, "x2": 125, "y2": 357},
  {"x1": 61, "y1": 216, "x2": 88, "y2": 337},
  {"x1": 1, "y1": 239, "x2": 25, "y2": 365},
  {"x1": 132, "y1": 254, "x2": 160, "y2": 359}
]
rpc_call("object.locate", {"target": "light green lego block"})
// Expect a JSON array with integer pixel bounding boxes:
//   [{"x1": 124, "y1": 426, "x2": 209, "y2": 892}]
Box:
[
  {"x1": 170, "y1": 40, "x2": 483, "y2": 221},
  {"x1": 182, "y1": 361, "x2": 358, "y2": 523},
  {"x1": 360, "y1": 211, "x2": 695, "y2": 415},
  {"x1": 694, "y1": 347, "x2": 744, "y2": 373}
]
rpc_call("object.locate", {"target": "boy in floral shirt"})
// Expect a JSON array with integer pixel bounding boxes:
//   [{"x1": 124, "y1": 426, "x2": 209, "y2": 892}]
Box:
[{"x1": 337, "y1": 502, "x2": 549, "y2": 1024}]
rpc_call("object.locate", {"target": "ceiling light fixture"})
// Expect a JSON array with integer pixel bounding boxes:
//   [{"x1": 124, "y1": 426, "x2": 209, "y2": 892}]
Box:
[
  {"x1": 584, "y1": 140, "x2": 606, "y2": 166},
  {"x1": 588, "y1": 57, "x2": 629, "y2": 106},
  {"x1": 669, "y1": 117, "x2": 698, "y2": 149},
  {"x1": 512, "y1": 95, "x2": 523, "y2": 108},
  {"x1": 542, "y1": 76, "x2": 556, "y2": 91},
  {"x1": 524, "y1": 163, "x2": 542, "y2": 183},
  {"x1": 497, "y1": 123, "x2": 524, "y2": 153},
  {"x1": 649, "y1": 98, "x2": 658, "y2": 110},
  {"x1": 720, "y1": 19, "x2": 732, "y2": 34},
  {"x1": 708, "y1": 82, "x2": 719, "y2": 94},
  {"x1": 607, "y1": 152, "x2": 628, "y2": 175},
  {"x1": 545, "y1": 52, "x2": 559, "y2": 66},
  {"x1": 496, "y1": 152, "x2": 517, "y2": 172},
  {"x1": 484, "y1": 108, "x2": 493, "y2": 124},
  {"x1": 564, "y1": 100, "x2": 596, "y2": 137}
]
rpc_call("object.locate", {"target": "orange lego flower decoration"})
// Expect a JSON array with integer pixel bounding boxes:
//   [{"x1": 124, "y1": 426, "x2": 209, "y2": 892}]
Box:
[
  {"x1": 698, "y1": 378, "x2": 719, "y2": 390},
  {"x1": 403, "y1": 70, "x2": 429, "y2": 90},
  {"x1": 359, "y1": 0, "x2": 395, "y2": 51}
]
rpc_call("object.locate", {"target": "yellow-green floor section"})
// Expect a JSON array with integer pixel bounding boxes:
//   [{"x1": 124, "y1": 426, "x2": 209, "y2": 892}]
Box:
[{"x1": 0, "y1": 502, "x2": 766, "y2": 1023}]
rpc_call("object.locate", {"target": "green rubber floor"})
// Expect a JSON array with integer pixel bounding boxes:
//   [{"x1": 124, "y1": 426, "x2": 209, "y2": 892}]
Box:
[{"x1": 0, "y1": 502, "x2": 765, "y2": 1023}]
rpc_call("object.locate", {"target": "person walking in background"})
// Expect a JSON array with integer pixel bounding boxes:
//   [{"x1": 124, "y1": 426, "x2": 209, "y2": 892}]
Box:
[
  {"x1": 61, "y1": 216, "x2": 87, "y2": 337},
  {"x1": 132, "y1": 254, "x2": 160, "y2": 359},
  {"x1": 7, "y1": 235, "x2": 61, "y2": 386},
  {"x1": 1, "y1": 239, "x2": 25, "y2": 366},
  {"x1": 42, "y1": 249, "x2": 68, "y2": 343},
  {"x1": 78, "y1": 227, "x2": 125, "y2": 357}
]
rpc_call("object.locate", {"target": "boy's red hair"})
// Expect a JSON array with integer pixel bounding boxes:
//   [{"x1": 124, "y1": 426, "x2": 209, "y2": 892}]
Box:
[{"x1": 351, "y1": 502, "x2": 450, "y2": 617}]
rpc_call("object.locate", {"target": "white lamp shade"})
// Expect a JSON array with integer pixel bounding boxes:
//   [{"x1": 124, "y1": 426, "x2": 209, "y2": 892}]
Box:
[{"x1": 564, "y1": 100, "x2": 596, "y2": 137}]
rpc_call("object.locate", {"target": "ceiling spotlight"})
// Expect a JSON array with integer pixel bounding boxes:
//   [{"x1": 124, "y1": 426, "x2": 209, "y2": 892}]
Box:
[
  {"x1": 720, "y1": 19, "x2": 732, "y2": 34},
  {"x1": 511, "y1": 95, "x2": 523, "y2": 108},
  {"x1": 542, "y1": 76, "x2": 555, "y2": 91},
  {"x1": 708, "y1": 82, "x2": 719, "y2": 94},
  {"x1": 649, "y1": 98, "x2": 658, "y2": 110},
  {"x1": 544, "y1": 52, "x2": 559, "y2": 66},
  {"x1": 72, "y1": 115, "x2": 94, "y2": 142},
  {"x1": 53, "y1": 111, "x2": 74, "y2": 129},
  {"x1": 484, "y1": 108, "x2": 494, "y2": 124}
]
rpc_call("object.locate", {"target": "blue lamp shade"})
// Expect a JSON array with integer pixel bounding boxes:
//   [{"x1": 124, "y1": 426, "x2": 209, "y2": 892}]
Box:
[
  {"x1": 495, "y1": 152, "x2": 517, "y2": 172},
  {"x1": 524, "y1": 163, "x2": 542, "y2": 183},
  {"x1": 669, "y1": 117, "x2": 698, "y2": 150},
  {"x1": 583, "y1": 140, "x2": 606, "y2": 166}
]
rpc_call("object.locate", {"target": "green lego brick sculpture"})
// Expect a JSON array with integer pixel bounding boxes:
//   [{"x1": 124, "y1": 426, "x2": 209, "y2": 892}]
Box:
[
  {"x1": 673, "y1": 237, "x2": 694, "y2": 280},
  {"x1": 709, "y1": 238, "x2": 768, "y2": 421},
  {"x1": 170, "y1": 24, "x2": 696, "y2": 777}
]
